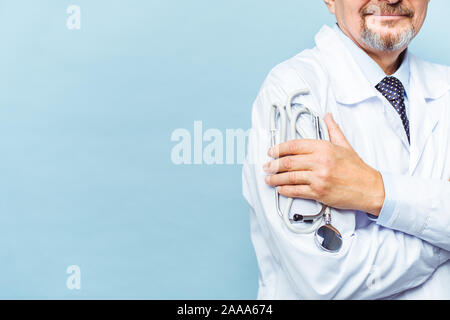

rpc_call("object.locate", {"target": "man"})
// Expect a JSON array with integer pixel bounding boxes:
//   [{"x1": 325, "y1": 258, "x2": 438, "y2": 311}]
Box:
[{"x1": 242, "y1": 0, "x2": 450, "y2": 299}]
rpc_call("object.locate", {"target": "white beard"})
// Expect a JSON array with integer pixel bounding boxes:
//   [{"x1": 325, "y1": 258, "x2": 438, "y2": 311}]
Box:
[{"x1": 361, "y1": 26, "x2": 416, "y2": 51}]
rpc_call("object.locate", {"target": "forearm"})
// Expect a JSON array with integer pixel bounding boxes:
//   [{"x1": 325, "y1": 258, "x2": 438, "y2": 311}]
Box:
[{"x1": 375, "y1": 171, "x2": 450, "y2": 251}]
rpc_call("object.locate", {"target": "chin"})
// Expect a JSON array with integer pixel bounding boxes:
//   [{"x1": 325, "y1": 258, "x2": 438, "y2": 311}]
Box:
[{"x1": 361, "y1": 26, "x2": 416, "y2": 52}]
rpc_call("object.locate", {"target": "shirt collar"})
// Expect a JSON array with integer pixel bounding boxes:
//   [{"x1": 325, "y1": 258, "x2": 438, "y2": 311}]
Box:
[{"x1": 333, "y1": 23, "x2": 410, "y2": 98}]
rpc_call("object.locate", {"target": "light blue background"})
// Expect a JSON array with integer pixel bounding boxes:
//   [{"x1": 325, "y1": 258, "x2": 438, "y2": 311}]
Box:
[{"x1": 0, "y1": 0, "x2": 449, "y2": 299}]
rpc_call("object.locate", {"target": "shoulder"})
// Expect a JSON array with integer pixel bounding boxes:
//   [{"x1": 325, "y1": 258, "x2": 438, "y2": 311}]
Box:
[
  {"x1": 412, "y1": 54, "x2": 450, "y2": 77},
  {"x1": 410, "y1": 53, "x2": 450, "y2": 99},
  {"x1": 253, "y1": 47, "x2": 329, "y2": 118},
  {"x1": 254, "y1": 47, "x2": 330, "y2": 114},
  {"x1": 262, "y1": 48, "x2": 328, "y2": 96},
  {"x1": 251, "y1": 48, "x2": 330, "y2": 130}
]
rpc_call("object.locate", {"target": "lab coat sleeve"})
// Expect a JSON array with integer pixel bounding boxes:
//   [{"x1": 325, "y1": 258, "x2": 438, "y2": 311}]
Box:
[
  {"x1": 376, "y1": 171, "x2": 450, "y2": 251},
  {"x1": 242, "y1": 77, "x2": 449, "y2": 300}
]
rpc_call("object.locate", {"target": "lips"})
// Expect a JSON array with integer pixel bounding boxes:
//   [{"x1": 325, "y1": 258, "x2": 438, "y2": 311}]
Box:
[
  {"x1": 366, "y1": 14, "x2": 409, "y2": 19},
  {"x1": 371, "y1": 13, "x2": 408, "y2": 17}
]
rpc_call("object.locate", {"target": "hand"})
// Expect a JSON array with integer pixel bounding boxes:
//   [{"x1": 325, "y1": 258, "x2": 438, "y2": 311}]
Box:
[{"x1": 263, "y1": 113, "x2": 385, "y2": 216}]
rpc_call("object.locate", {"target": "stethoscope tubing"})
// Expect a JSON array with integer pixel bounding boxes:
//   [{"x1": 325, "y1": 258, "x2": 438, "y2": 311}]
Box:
[{"x1": 269, "y1": 89, "x2": 330, "y2": 235}]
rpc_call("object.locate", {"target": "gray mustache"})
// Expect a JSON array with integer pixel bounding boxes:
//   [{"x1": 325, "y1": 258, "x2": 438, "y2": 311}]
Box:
[{"x1": 361, "y1": 4, "x2": 414, "y2": 18}]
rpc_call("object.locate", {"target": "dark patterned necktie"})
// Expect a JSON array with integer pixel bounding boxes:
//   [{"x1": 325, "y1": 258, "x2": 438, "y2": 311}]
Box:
[{"x1": 375, "y1": 76, "x2": 410, "y2": 144}]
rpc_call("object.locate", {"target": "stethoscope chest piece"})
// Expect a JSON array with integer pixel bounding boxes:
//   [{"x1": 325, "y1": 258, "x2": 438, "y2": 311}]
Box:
[
  {"x1": 314, "y1": 207, "x2": 342, "y2": 253},
  {"x1": 314, "y1": 224, "x2": 342, "y2": 253}
]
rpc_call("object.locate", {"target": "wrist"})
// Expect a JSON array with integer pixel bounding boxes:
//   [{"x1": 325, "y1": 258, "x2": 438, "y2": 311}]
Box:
[{"x1": 365, "y1": 169, "x2": 385, "y2": 216}]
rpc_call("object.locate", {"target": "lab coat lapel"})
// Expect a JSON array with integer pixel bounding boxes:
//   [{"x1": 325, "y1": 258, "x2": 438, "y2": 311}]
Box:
[
  {"x1": 381, "y1": 97, "x2": 411, "y2": 152},
  {"x1": 408, "y1": 55, "x2": 447, "y2": 175},
  {"x1": 408, "y1": 75, "x2": 431, "y2": 175}
]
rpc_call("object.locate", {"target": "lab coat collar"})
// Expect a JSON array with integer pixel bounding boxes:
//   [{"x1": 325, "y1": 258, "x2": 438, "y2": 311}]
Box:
[
  {"x1": 314, "y1": 25, "x2": 450, "y2": 104},
  {"x1": 314, "y1": 25, "x2": 377, "y2": 105},
  {"x1": 332, "y1": 23, "x2": 410, "y2": 97}
]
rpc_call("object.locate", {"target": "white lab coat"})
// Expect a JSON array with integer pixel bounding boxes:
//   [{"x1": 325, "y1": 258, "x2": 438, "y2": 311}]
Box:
[{"x1": 242, "y1": 25, "x2": 450, "y2": 300}]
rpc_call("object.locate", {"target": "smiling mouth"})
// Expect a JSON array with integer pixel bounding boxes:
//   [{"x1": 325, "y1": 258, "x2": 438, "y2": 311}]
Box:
[
  {"x1": 370, "y1": 13, "x2": 408, "y2": 17},
  {"x1": 367, "y1": 14, "x2": 409, "y2": 18},
  {"x1": 362, "y1": 8, "x2": 414, "y2": 19}
]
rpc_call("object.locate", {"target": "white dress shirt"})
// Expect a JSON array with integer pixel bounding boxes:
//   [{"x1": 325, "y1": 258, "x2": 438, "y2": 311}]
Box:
[{"x1": 242, "y1": 24, "x2": 450, "y2": 299}]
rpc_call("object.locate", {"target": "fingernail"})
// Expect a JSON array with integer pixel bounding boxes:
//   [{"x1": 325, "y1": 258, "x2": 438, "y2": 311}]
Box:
[
  {"x1": 264, "y1": 176, "x2": 270, "y2": 184},
  {"x1": 267, "y1": 148, "x2": 273, "y2": 157},
  {"x1": 262, "y1": 162, "x2": 269, "y2": 172},
  {"x1": 276, "y1": 186, "x2": 282, "y2": 192}
]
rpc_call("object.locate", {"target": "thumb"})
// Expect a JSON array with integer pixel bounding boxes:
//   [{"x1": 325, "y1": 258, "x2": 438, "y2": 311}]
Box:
[{"x1": 324, "y1": 113, "x2": 352, "y2": 149}]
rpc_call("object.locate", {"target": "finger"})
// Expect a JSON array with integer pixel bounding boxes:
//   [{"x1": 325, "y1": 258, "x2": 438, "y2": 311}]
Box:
[
  {"x1": 263, "y1": 154, "x2": 315, "y2": 174},
  {"x1": 265, "y1": 171, "x2": 312, "y2": 187},
  {"x1": 323, "y1": 113, "x2": 352, "y2": 149},
  {"x1": 276, "y1": 185, "x2": 316, "y2": 200},
  {"x1": 268, "y1": 139, "x2": 319, "y2": 158}
]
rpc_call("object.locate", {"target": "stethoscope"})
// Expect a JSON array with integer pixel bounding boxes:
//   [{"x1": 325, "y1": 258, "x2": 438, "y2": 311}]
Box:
[{"x1": 269, "y1": 89, "x2": 343, "y2": 253}]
